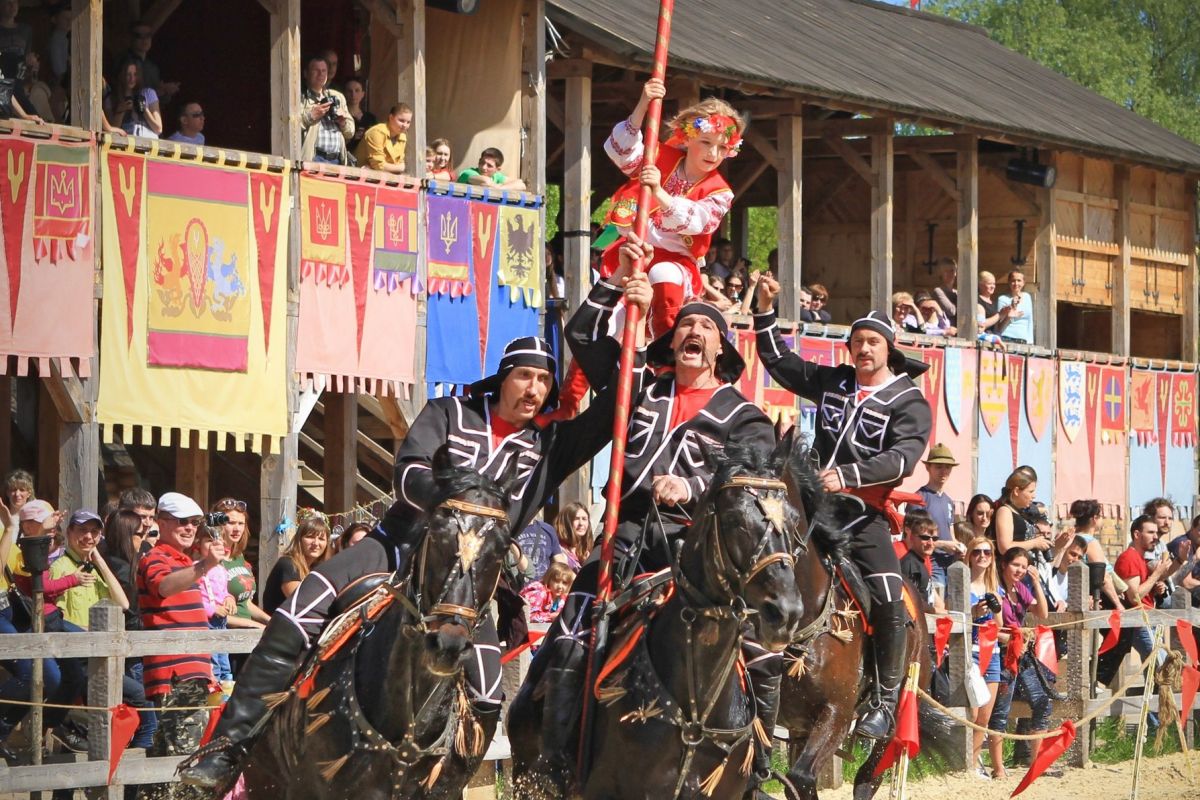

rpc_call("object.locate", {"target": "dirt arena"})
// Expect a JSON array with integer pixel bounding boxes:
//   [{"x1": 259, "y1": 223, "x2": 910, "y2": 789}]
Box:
[{"x1": 808, "y1": 750, "x2": 1195, "y2": 800}]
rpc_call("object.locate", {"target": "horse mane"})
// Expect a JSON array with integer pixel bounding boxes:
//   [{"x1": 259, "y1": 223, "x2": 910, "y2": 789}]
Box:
[
  {"x1": 782, "y1": 434, "x2": 853, "y2": 563},
  {"x1": 428, "y1": 465, "x2": 506, "y2": 509}
]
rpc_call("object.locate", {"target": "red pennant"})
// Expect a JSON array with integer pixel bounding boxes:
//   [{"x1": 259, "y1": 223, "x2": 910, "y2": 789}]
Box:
[
  {"x1": 1011, "y1": 719, "x2": 1076, "y2": 797},
  {"x1": 1006, "y1": 355, "x2": 1024, "y2": 469},
  {"x1": 1098, "y1": 607, "x2": 1122, "y2": 655},
  {"x1": 934, "y1": 616, "x2": 953, "y2": 666},
  {"x1": 1156, "y1": 373, "x2": 1172, "y2": 488},
  {"x1": 1178, "y1": 619, "x2": 1198, "y2": 666},
  {"x1": 1084, "y1": 365, "x2": 1101, "y2": 489},
  {"x1": 1181, "y1": 665, "x2": 1199, "y2": 721},
  {"x1": 978, "y1": 618, "x2": 999, "y2": 674},
  {"x1": 1004, "y1": 625, "x2": 1025, "y2": 675},
  {"x1": 249, "y1": 172, "x2": 282, "y2": 355},
  {"x1": 1173, "y1": 374, "x2": 1198, "y2": 447},
  {"x1": 106, "y1": 152, "x2": 145, "y2": 346},
  {"x1": 199, "y1": 701, "x2": 224, "y2": 747},
  {"x1": 346, "y1": 183, "x2": 375, "y2": 357},
  {"x1": 0, "y1": 138, "x2": 34, "y2": 325},
  {"x1": 108, "y1": 703, "x2": 141, "y2": 783},
  {"x1": 470, "y1": 201, "x2": 498, "y2": 371},
  {"x1": 872, "y1": 687, "x2": 920, "y2": 777},
  {"x1": 921, "y1": 348, "x2": 943, "y2": 445},
  {"x1": 1034, "y1": 625, "x2": 1058, "y2": 675}
]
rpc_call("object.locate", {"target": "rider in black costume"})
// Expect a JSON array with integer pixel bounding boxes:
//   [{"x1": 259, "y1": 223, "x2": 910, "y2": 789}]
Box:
[
  {"x1": 181, "y1": 336, "x2": 617, "y2": 792},
  {"x1": 752, "y1": 275, "x2": 931, "y2": 741}
]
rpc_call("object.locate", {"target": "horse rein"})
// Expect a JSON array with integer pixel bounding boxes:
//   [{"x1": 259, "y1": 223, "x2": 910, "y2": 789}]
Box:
[
  {"x1": 703, "y1": 476, "x2": 797, "y2": 600},
  {"x1": 410, "y1": 497, "x2": 509, "y2": 630}
]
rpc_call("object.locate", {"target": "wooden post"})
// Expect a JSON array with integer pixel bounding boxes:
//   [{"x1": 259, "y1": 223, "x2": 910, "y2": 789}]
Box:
[
  {"x1": 323, "y1": 392, "x2": 358, "y2": 513},
  {"x1": 397, "y1": 0, "x2": 427, "y2": 177},
  {"x1": 557, "y1": 63, "x2": 593, "y2": 510},
  {"x1": 520, "y1": 0, "x2": 547, "y2": 192},
  {"x1": 268, "y1": 0, "x2": 301, "y2": 160},
  {"x1": 175, "y1": 432, "x2": 210, "y2": 510},
  {"x1": 944, "y1": 561, "x2": 973, "y2": 770},
  {"x1": 1034, "y1": 155, "x2": 1058, "y2": 350},
  {"x1": 87, "y1": 602, "x2": 125, "y2": 800},
  {"x1": 36, "y1": 384, "x2": 59, "y2": 504},
  {"x1": 776, "y1": 115, "x2": 803, "y2": 321},
  {"x1": 870, "y1": 132, "x2": 894, "y2": 313},
  {"x1": 69, "y1": 0, "x2": 103, "y2": 130},
  {"x1": 956, "y1": 136, "x2": 979, "y2": 341},
  {"x1": 1183, "y1": 182, "x2": 1197, "y2": 362},
  {"x1": 1112, "y1": 165, "x2": 1131, "y2": 355},
  {"x1": 1063, "y1": 560, "x2": 1092, "y2": 766},
  {"x1": 730, "y1": 205, "x2": 750, "y2": 261},
  {"x1": 0, "y1": 377, "x2": 10, "y2": 478}
]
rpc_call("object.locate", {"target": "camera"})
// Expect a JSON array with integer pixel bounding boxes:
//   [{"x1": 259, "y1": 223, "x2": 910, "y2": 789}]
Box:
[
  {"x1": 205, "y1": 512, "x2": 229, "y2": 528},
  {"x1": 132, "y1": 94, "x2": 147, "y2": 114},
  {"x1": 982, "y1": 593, "x2": 1002, "y2": 614}
]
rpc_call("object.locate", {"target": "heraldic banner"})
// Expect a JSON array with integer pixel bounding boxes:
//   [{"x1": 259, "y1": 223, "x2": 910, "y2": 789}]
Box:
[
  {"x1": 0, "y1": 130, "x2": 95, "y2": 376},
  {"x1": 296, "y1": 173, "x2": 419, "y2": 395},
  {"x1": 96, "y1": 144, "x2": 289, "y2": 451}
]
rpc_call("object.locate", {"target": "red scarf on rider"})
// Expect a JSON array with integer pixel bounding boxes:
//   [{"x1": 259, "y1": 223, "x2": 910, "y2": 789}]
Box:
[
  {"x1": 843, "y1": 485, "x2": 926, "y2": 536},
  {"x1": 669, "y1": 383, "x2": 720, "y2": 430}
]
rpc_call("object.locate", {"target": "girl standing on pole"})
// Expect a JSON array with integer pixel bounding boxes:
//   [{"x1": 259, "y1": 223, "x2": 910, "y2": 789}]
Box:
[{"x1": 600, "y1": 78, "x2": 743, "y2": 337}]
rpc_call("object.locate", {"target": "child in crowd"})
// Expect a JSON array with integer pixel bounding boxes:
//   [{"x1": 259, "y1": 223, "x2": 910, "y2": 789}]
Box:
[
  {"x1": 520, "y1": 561, "x2": 574, "y2": 623},
  {"x1": 193, "y1": 526, "x2": 235, "y2": 694},
  {"x1": 600, "y1": 77, "x2": 743, "y2": 337}
]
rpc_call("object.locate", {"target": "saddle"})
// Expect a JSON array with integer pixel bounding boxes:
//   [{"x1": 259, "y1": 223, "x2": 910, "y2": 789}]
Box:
[
  {"x1": 829, "y1": 559, "x2": 920, "y2": 637},
  {"x1": 592, "y1": 570, "x2": 676, "y2": 698}
]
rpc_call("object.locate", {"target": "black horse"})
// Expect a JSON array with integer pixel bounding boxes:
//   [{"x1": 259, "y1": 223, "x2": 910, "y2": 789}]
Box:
[
  {"x1": 508, "y1": 442, "x2": 806, "y2": 799},
  {"x1": 242, "y1": 450, "x2": 517, "y2": 799},
  {"x1": 774, "y1": 442, "x2": 957, "y2": 800}
]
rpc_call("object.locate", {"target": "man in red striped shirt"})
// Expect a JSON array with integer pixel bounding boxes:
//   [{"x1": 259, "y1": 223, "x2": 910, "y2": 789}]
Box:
[{"x1": 137, "y1": 492, "x2": 219, "y2": 716}]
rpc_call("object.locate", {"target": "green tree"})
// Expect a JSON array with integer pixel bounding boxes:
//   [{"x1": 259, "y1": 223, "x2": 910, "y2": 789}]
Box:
[{"x1": 927, "y1": 0, "x2": 1200, "y2": 144}]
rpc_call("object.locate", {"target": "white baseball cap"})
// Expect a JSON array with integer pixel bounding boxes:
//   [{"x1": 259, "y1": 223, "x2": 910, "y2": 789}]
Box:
[{"x1": 157, "y1": 492, "x2": 203, "y2": 519}]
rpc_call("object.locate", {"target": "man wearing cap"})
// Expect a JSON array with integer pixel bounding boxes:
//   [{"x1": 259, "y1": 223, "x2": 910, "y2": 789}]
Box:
[
  {"x1": 520, "y1": 239, "x2": 779, "y2": 791},
  {"x1": 918, "y1": 444, "x2": 964, "y2": 590},
  {"x1": 753, "y1": 276, "x2": 932, "y2": 742},
  {"x1": 183, "y1": 329, "x2": 618, "y2": 790},
  {"x1": 49, "y1": 510, "x2": 130, "y2": 629}
]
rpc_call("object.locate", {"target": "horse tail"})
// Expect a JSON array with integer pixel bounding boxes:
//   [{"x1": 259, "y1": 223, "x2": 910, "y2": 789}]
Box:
[{"x1": 916, "y1": 700, "x2": 960, "y2": 764}]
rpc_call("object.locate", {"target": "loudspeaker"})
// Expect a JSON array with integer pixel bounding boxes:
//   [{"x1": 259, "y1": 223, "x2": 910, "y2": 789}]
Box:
[{"x1": 427, "y1": 0, "x2": 480, "y2": 14}]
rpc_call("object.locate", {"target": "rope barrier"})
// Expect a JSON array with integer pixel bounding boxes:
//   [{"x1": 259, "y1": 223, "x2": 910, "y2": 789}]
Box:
[{"x1": 0, "y1": 697, "x2": 218, "y2": 713}]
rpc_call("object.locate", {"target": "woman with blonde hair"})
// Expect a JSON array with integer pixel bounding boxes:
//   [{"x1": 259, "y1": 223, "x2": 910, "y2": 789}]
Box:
[
  {"x1": 966, "y1": 535, "x2": 1002, "y2": 778},
  {"x1": 989, "y1": 466, "x2": 1053, "y2": 559},
  {"x1": 212, "y1": 498, "x2": 269, "y2": 630},
  {"x1": 553, "y1": 502, "x2": 591, "y2": 571},
  {"x1": 428, "y1": 137, "x2": 454, "y2": 181},
  {"x1": 261, "y1": 515, "x2": 330, "y2": 614}
]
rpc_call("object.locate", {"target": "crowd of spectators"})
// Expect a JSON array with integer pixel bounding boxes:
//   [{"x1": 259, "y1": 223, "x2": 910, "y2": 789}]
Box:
[
  {"x1": 889, "y1": 260, "x2": 1035, "y2": 347},
  {"x1": 891, "y1": 446, "x2": 1199, "y2": 780}
]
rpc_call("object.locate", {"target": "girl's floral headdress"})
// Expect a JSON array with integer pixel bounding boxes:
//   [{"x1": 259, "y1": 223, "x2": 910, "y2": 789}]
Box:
[{"x1": 665, "y1": 114, "x2": 743, "y2": 156}]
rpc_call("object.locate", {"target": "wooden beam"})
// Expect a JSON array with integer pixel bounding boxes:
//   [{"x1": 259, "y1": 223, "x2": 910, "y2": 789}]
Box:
[
  {"x1": 545, "y1": 94, "x2": 566, "y2": 133},
  {"x1": 742, "y1": 127, "x2": 784, "y2": 171},
  {"x1": 776, "y1": 115, "x2": 803, "y2": 321},
  {"x1": 520, "y1": 0, "x2": 547, "y2": 192},
  {"x1": 1112, "y1": 165, "x2": 1131, "y2": 355},
  {"x1": 823, "y1": 134, "x2": 875, "y2": 187},
  {"x1": 1034, "y1": 164, "x2": 1058, "y2": 350},
  {"x1": 268, "y1": 0, "x2": 301, "y2": 160},
  {"x1": 397, "y1": 0, "x2": 427, "y2": 176},
  {"x1": 808, "y1": 171, "x2": 855, "y2": 220},
  {"x1": 141, "y1": 0, "x2": 183, "y2": 33},
  {"x1": 255, "y1": 0, "x2": 278, "y2": 13},
  {"x1": 733, "y1": 160, "x2": 771, "y2": 200},
  {"x1": 360, "y1": 0, "x2": 402, "y2": 38},
  {"x1": 323, "y1": 392, "x2": 357, "y2": 513},
  {"x1": 69, "y1": 0, "x2": 102, "y2": 130},
  {"x1": 869, "y1": 132, "x2": 894, "y2": 312},
  {"x1": 955, "y1": 137, "x2": 979, "y2": 340},
  {"x1": 0, "y1": 377, "x2": 11, "y2": 480},
  {"x1": 175, "y1": 433, "x2": 210, "y2": 510},
  {"x1": 804, "y1": 116, "x2": 891, "y2": 139},
  {"x1": 44, "y1": 363, "x2": 87, "y2": 425},
  {"x1": 1185, "y1": 183, "x2": 1198, "y2": 363},
  {"x1": 547, "y1": 58, "x2": 593, "y2": 80},
  {"x1": 909, "y1": 150, "x2": 960, "y2": 203}
]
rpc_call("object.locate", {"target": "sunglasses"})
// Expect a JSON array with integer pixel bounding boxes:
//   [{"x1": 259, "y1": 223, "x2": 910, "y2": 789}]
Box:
[
  {"x1": 971, "y1": 548, "x2": 993, "y2": 556},
  {"x1": 160, "y1": 513, "x2": 204, "y2": 527},
  {"x1": 216, "y1": 499, "x2": 248, "y2": 512},
  {"x1": 916, "y1": 535, "x2": 939, "y2": 542}
]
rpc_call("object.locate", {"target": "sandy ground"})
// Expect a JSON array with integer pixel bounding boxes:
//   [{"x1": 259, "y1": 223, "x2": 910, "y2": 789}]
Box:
[{"x1": 806, "y1": 750, "x2": 1196, "y2": 800}]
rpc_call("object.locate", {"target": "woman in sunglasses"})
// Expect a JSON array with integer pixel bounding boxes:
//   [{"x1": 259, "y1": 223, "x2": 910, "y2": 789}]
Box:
[
  {"x1": 966, "y1": 535, "x2": 1002, "y2": 778},
  {"x1": 213, "y1": 498, "x2": 269, "y2": 631}
]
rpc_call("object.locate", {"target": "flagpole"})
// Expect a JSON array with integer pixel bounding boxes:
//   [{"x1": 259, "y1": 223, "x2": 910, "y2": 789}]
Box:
[
  {"x1": 578, "y1": 0, "x2": 675, "y2": 778},
  {"x1": 889, "y1": 662, "x2": 921, "y2": 800}
]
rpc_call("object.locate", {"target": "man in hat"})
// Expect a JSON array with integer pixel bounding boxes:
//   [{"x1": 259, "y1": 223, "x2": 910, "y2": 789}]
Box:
[
  {"x1": 183, "y1": 334, "x2": 618, "y2": 790},
  {"x1": 918, "y1": 443, "x2": 964, "y2": 590},
  {"x1": 753, "y1": 275, "x2": 932, "y2": 742},
  {"x1": 520, "y1": 238, "x2": 780, "y2": 791}
]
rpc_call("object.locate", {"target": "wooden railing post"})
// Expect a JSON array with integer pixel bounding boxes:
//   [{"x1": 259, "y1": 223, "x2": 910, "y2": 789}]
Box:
[
  {"x1": 88, "y1": 601, "x2": 126, "y2": 799},
  {"x1": 1063, "y1": 560, "x2": 1092, "y2": 766},
  {"x1": 944, "y1": 561, "x2": 972, "y2": 769}
]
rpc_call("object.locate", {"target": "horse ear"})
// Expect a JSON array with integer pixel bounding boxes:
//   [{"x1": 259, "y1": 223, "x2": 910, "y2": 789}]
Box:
[
  {"x1": 431, "y1": 443, "x2": 455, "y2": 474},
  {"x1": 772, "y1": 426, "x2": 798, "y2": 473},
  {"x1": 696, "y1": 437, "x2": 724, "y2": 476}
]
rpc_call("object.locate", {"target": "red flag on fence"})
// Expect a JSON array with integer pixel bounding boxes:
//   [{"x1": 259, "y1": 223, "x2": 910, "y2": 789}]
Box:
[
  {"x1": 934, "y1": 616, "x2": 953, "y2": 665},
  {"x1": 1181, "y1": 666, "x2": 1199, "y2": 720},
  {"x1": 1097, "y1": 608, "x2": 1122, "y2": 655},
  {"x1": 199, "y1": 701, "x2": 224, "y2": 747},
  {"x1": 1177, "y1": 619, "x2": 1198, "y2": 666},
  {"x1": 1034, "y1": 625, "x2": 1058, "y2": 675},
  {"x1": 1004, "y1": 626, "x2": 1025, "y2": 675},
  {"x1": 872, "y1": 684, "x2": 920, "y2": 778},
  {"x1": 1011, "y1": 719, "x2": 1076, "y2": 797},
  {"x1": 977, "y1": 619, "x2": 999, "y2": 672},
  {"x1": 108, "y1": 703, "x2": 141, "y2": 783}
]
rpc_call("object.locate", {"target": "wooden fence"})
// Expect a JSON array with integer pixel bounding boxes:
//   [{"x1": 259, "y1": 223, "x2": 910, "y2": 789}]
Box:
[{"x1": 1, "y1": 561, "x2": 1198, "y2": 796}]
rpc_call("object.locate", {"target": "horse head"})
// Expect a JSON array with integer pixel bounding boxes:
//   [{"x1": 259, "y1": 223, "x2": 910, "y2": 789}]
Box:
[
  {"x1": 779, "y1": 429, "x2": 857, "y2": 566},
  {"x1": 681, "y1": 440, "x2": 805, "y2": 652},
  {"x1": 413, "y1": 444, "x2": 516, "y2": 677}
]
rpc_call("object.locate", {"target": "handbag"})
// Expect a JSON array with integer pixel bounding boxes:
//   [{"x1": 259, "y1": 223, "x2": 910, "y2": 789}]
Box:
[
  {"x1": 0, "y1": 77, "x2": 15, "y2": 120},
  {"x1": 965, "y1": 659, "x2": 991, "y2": 709}
]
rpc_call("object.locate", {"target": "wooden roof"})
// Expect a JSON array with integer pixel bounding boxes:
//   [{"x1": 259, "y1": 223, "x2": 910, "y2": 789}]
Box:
[{"x1": 546, "y1": 0, "x2": 1200, "y2": 174}]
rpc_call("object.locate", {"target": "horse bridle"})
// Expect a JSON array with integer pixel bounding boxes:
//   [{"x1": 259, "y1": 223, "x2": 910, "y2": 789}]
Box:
[
  {"x1": 700, "y1": 475, "x2": 797, "y2": 601},
  {"x1": 411, "y1": 497, "x2": 510, "y2": 628}
]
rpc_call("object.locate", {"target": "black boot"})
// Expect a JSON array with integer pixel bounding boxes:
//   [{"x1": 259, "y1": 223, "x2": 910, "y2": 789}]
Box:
[
  {"x1": 856, "y1": 601, "x2": 907, "y2": 741},
  {"x1": 743, "y1": 666, "x2": 783, "y2": 799},
  {"x1": 178, "y1": 615, "x2": 309, "y2": 791},
  {"x1": 533, "y1": 658, "x2": 586, "y2": 795}
]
